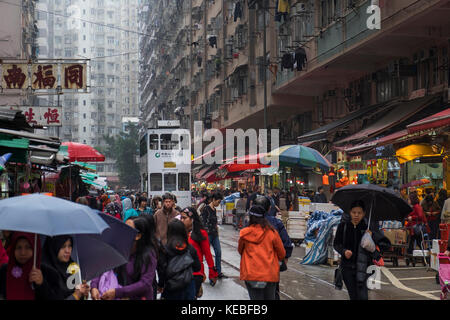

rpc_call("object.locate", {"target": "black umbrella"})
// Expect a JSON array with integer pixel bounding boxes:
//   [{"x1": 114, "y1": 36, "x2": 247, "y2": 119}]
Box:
[{"x1": 331, "y1": 184, "x2": 412, "y2": 223}]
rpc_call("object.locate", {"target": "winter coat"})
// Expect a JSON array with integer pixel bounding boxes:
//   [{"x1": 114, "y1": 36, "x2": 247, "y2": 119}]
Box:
[
  {"x1": 201, "y1": 205, "x2": 219, "y2": 238},
  {"x1": 238, "y1": 224, "x2": 286, "y2": 283},
  {"x1": 153, "y1": 208, "x2": 180, "y2": 245},
  {"x1": 188, "y1": 229, "x2": 218, "y2": 280},
  {"x1": 265, "y1": 216, "x2": 293, "y2": 259},
  {"x1": 407, "y1": 204, "x2": 427, "y2": 235},
  {"x1": 91, "y1": 250, "x2": 157, "y2": 300},
  {"x1": 313, "y1": 193, "x2": 327, "y2": 204},
  {"x1": 157, "y1": 242, "x2": 201, "y2": 291},
  {"x1": 334, "y1": 220, "x2": 391, "y2": 285}
]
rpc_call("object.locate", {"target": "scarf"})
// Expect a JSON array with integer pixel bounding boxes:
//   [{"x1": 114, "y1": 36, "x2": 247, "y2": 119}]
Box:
[
  {"x1": 41, "y1": 235, "x2": 74, "y2": 298},
  {"x1": 6, "y1": 232, "x2": 41, "y2": 300}
]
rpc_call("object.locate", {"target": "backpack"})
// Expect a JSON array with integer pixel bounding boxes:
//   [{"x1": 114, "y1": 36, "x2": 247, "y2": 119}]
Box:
[{"x1": 165, "y1": 250, "x2": 194, "y2": 292}]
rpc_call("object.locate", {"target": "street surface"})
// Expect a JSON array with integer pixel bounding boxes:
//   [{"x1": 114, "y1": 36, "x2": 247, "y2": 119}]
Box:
[{"x1": 201, "y1": 224, "x2": 442, "y2": 300}]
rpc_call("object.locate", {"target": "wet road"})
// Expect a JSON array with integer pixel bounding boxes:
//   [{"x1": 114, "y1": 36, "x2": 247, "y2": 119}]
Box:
[{"x1": 200, "y1": 224, "x2": 442, "y2": 300}]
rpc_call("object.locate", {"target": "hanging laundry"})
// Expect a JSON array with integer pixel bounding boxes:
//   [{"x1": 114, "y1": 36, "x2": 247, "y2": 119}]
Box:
[
  {"x1": 275, "y1": 0, "x2": 290, "y2": 23},
  {"x1": 294, "y1": 47, "x2": 307, "y2": 71},
  {"x1": 281, "y1": 53, "x2": 294, "y2": 71},
  {"x1": 234, "y1": 1, "x2": 243, "y2": 22},
  {"x1": 208, "y1": 36, "x2": 217, "y2": 48}
]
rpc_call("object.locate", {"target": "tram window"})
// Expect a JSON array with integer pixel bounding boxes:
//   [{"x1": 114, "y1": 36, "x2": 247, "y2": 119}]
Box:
[
  {"x1": 178, "y1": 173, "x2": 190, "y2": 191},
  {"x1": 180, "y1": 134, "x2": 190, "y2": 150},
  {"x1": 149, "y1": 134, "x2": 159, "y2": 150},
  {"x1": 150, "y1": 173, "x2": 162, "y2": 191},
  {"x1": 161, "y1": 134, "x2": 179, "y2": 150},
  {"x1": 164, "y1": 173, "x2": 177, "y2": 191}
]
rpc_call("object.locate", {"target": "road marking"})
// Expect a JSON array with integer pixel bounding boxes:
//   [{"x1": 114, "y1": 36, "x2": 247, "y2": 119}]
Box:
[
  {"x1": 424, "y1": 290, "x2": 441, "y2": 294},
  {"x1": 380, "y1": 267, "x2": 439, "y2": 300},
  {"x1": 397, "y1": 276, "x2": 436, "y2": 281}
]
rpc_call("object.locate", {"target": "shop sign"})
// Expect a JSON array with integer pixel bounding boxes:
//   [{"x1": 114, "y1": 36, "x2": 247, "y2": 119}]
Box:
[
  {"x1": 18, "y1": 106, "x2": 62, "y2": 127},
  {"x1": 0, "y1": 62, "x2": 87, "y2": 92}
]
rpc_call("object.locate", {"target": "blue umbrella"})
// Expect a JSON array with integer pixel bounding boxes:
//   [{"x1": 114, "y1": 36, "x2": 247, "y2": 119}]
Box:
[
  {"x1": 0, "y1": 194, "x2": 109, "y2": 236},
  {"x1": 73, "y1": 212, "x2": 137, "y2": 281}
]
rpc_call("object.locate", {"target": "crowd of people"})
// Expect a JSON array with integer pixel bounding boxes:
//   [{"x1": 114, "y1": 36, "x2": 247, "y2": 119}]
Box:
[{"x1": 0, "y1": 184, "x2": 449, "y2": 301}]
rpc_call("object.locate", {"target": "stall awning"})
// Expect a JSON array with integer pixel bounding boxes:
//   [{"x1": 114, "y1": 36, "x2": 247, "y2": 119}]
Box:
[
  {"x1": 297, "y1": 100, "x2": 398, "y2": 143},
  {"x1": 342, "y1": 130, "x2": 408, "y2": 154},
  {"x1": 0, "y1": 136, "x2": 29, "y2": 149},
  {"x1": 407, "y1": 107, "x2": 450, "y2": 134},
  {"x1": 335, "y1": 96, "x2": 437, "y2": 145},
  {"x1": 395, "y1": 144, "x2": 442, "y2": 164}
]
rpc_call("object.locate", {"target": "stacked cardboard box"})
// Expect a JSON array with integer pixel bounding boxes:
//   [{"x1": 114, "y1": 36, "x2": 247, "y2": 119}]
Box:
[{"x1": 383, "y1": 229, "x2": 407, "y2": 245}]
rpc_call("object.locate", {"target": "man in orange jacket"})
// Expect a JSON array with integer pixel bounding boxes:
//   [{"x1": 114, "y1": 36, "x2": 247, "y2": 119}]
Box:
[{"x1": 238, "y1": 205, "x2": 286, "y2": 300}]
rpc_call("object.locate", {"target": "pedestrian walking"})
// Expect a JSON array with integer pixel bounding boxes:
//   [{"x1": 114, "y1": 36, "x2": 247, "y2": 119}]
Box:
[
  {"x1": 201, "y1": 192, "x2": 226, "y2": 279},
  {"x1": 181, "y1": 207, "x2": 218, "y2": 298},
  {"x1": 333, "y1": 200, "x2": 390, "y2": 300},
  {"x1": 154, "y1": 193, "x2": 180, "y2": 245},
  {"x1": 254, "y1": 195, "x2": 293, "y2": 299},
  {"x1": 151, "y1": 196, "x2": 163, "y2": 212},
  {"x1": 246, "y1": 186, "x2": 261, "y2": 211},
  {"x1": 90, "y1": 215, "x2": 158, "y2": 300},
  {"x1": 0, "y1": 232, "x2": 55, "y2": 300},
  {"x1": 407, "y1": 193, "x2": 428, "y2": 254},
  {"x1": 238, "y1": 205, "x2": 286, "y2": 300},
  {"x1": 313, "y1": 186, "x2": 328, "y2": 203},
  {"x1": 267, "y1": 189, "x2": 281, "y2": 217},
  {"x1": 158, "y1": 220, "x2": 201, "y2": 300},
  {"x1": 235, "y1": 193, "x2": 247, "y2": 230},
  {"x1": 41, "y1": 235, "x2": 90, "y2": 300},
  {"x1": 137, "y1": 196, "x2": 153, "y2": 215},
  {"x1": 421, "y1": 194, "x2": 441, "y2": 240}
]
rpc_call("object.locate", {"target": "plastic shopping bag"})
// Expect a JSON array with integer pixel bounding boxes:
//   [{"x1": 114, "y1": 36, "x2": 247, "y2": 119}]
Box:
[{"x1": 361, "y1": 231, "x2": 376, "y2": 253}]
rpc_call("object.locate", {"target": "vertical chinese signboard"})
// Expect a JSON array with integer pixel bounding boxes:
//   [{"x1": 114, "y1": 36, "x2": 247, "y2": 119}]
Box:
[{"x1": 2, "y1": 64, "x2": 29, "y2": 89}]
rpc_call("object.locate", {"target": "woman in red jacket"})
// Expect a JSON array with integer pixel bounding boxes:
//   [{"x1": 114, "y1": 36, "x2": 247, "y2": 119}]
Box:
[
  {"x1": 180, "y1": 207, "x2": 218, "y2": 299},
  {"x1": 407, "y1": 193, "x2": 428, "y2": 254}
]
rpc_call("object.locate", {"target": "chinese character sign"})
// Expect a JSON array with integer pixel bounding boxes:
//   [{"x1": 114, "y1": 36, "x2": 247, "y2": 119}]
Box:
[
  {"x1": 62, "y1": 64, "x2": 86, "y2": 89},
  {"x1": 19, "y1": 107, "x2": 62, "y2": 127},
  {"x1": 32, "y1": 64, "x2": 57, "y2": 90},
  {"x1": 2, "y1": 64, "x2": 29, "y2": 89}
]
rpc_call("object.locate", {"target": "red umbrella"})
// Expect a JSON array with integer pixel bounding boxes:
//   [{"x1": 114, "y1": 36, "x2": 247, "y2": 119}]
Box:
[{"x1": 62, "y1": 142, "x2": 105, "y2": 162}]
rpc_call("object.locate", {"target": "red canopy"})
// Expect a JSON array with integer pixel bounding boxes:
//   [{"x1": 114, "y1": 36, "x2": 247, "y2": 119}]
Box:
[
  {"x1": 407, "y1": 108, "x2": 450, "y2": 134},
  {"x1": 219, "y1": 153, "x2": 270, "y2": 173},
  {"x1": 62, "y1": 142, "x2": 105, "y2": 162}
]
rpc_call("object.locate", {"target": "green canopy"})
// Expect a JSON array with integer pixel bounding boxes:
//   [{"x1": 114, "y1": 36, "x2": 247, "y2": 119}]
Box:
[{"x1": 74, "y1": 161, "x2": 97, "y2": 172}]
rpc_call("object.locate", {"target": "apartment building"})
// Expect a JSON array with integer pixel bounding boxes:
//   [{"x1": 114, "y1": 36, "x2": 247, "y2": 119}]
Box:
[
  {"x1": 139, "y1": 0, "x2": 449, "y2": 149},
  {"x1": 0, "y1": 0, "x2": 39, "y2": 107},
  {"x1": 36, "y1": 0, "x2": 140, "y2": 179}
]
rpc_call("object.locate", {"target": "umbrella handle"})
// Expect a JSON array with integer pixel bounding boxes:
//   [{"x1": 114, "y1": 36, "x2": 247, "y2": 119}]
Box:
[
  {"x1": 33, "y1": 233, "x2": 37, "y2": 268},
  {"x1": 73, "y1": 237, "x2": 83, "y2": 287},
  {"x1": 367, "y1": 192, "x2": 374, "y2": 231}
]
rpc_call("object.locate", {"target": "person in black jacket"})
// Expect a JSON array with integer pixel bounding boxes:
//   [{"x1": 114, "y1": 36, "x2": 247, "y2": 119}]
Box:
[
  {"x1": 333, "y1": 200, "x2": 390, "y2": 300},
  {"x1": 158, "y1": 220, "x2": 201, "y2": 300},
  {"x1": 254, "y1": 195, "x2": 294, "y2": 300},
  {"x1": 313, "y1": 186, "x2": 328, "y2": 203},
  {"x1": 201, "y1": 192, "x2": 226, "y2": 279}
]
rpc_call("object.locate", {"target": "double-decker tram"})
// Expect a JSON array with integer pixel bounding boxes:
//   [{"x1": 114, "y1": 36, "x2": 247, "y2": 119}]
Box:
[{"x1": 139, "y1": 120, "x2": 191, "y2": 208}]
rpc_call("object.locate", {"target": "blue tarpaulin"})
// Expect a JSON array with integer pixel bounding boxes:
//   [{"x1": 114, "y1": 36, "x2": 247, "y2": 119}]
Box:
[{"x1": 301, "y1": 209, "x2": 343, "y2": 265}]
